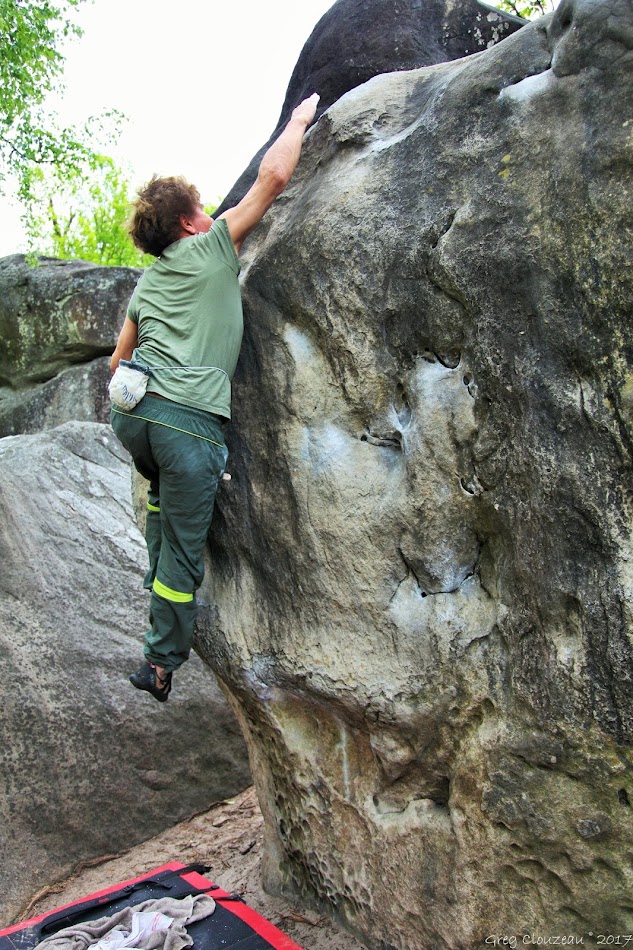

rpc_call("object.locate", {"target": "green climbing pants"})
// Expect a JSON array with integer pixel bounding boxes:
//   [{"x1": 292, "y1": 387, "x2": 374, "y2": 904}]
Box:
[{"x1": 111, "y1": 394, "x2": 228, "y2": 672}]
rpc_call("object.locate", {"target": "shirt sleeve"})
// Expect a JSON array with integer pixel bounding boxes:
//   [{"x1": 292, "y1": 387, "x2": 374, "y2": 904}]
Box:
[{"x1": 198, "y1": 218, "x2": 241, "y2": 275}]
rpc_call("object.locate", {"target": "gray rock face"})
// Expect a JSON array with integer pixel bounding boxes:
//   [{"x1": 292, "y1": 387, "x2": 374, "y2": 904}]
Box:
[
  {"x1": 0, "y1": 256, "x2": 138, "y2": 436},
  {"x1": 213, "y1": 0, "x2": 521, "y2": 216},
  {"x1": 195, "y1": 0, "x2": 633, "y2": 945},
  {"x1": 0, "y1": 423, "x2": 250, "y2": 925},
  {"x1": 0, "y1": 357, "x2": 111, "y2": 437}
]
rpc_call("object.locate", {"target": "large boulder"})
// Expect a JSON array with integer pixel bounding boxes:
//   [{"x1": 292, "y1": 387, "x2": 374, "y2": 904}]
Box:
[
  {"x1": 0, "y1": 256, "x2": 138, "y2": 437},
  {"x1": 213, "y1": 0, "x2": 521, "y2": 215},
  {"x1": 0, "y1": 422, "x2": 250, "y2": 925},
  {"x1": 195, "y1": 0, "x2": 633, "y2": 946}
]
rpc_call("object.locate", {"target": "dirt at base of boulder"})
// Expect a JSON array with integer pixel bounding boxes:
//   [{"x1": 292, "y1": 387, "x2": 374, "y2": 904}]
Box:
[{"x1": 20, "y1": 786, "x2": 370, "y2": 950}]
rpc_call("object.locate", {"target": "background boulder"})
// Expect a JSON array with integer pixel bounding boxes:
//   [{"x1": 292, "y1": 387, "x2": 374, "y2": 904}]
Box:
[
  {"x1": 0, "y1": 256, "x2": 137, "y2": 437},
  {"x1": 195, "y1": 0, "x2": 633, "y2": 945},
  {"x1": 0, "y1": 358, "x2": 111, "y2": 437},
  {"x1": 0, "y1": 422, "x2": 250, "y2": 925}
]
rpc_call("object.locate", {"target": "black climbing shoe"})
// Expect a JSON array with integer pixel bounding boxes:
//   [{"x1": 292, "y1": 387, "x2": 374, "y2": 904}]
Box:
[{"x1": 129, "y1": 661, "x2": 172, "y2": 703}]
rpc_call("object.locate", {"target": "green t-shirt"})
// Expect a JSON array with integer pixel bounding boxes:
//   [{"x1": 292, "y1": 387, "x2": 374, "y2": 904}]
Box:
[{"x1": 128, "y1": 217, "x2": 242, "y2": 418}]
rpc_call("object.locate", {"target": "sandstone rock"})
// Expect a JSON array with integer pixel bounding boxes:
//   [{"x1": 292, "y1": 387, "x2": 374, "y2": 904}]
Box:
[
  {"x1": 194, "y1": 0, "x2": 633, "y2": 945},
  {"x1": 0, "y1": 256, "x2": 138, "y2": 436},
  {"x1": 213, "y1": 0, "x2": 521, "y2": 216},
  {"x1": 0, "y1": 422, "x2": 250, "y2": 925},
  {"x1": 0, "y1": 358, "x2": 111, "y2": 437}
]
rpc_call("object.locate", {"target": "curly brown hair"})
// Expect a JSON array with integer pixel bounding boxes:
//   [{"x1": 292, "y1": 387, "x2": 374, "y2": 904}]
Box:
[{"x1": 128, "y1": 176, "x2": 201, "y2": 257}]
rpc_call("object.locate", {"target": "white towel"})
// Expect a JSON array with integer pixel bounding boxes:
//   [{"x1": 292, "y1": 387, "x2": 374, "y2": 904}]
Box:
[{"x1": 37, "y1": 894, "x2": 216, "y2": 950}]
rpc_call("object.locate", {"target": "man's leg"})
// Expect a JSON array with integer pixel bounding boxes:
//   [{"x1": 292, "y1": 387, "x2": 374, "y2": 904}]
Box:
[
  {"x1": 143, "y1": 421, "x2": 227, "y2": 673},
  {"x1": 111, "y1": 407, "x2": 162, "y2": 590},
  {"x1": 143, "y1": 482, "x2": 162, "y2": 591}
]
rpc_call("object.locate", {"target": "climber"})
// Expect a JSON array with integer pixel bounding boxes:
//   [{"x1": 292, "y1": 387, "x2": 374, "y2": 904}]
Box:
[{"x1": 109, "y1": 92, "x2": 320, "y2": 702}]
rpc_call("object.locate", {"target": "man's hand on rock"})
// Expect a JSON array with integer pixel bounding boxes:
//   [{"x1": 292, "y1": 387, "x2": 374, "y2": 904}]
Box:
[{"x1": 291, "y1": 92, "x2": 320, "y2": 128}]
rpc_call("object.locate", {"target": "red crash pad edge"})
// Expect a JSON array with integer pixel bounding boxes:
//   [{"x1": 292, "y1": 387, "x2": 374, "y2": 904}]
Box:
[{"x1": 0, "y1": 862, "x2": 305, "y2": 950}]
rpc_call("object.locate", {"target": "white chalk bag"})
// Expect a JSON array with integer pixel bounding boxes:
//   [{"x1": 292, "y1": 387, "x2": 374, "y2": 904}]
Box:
[{"x1": 108, "y1": 359, "x2": 151, "y2": 410}]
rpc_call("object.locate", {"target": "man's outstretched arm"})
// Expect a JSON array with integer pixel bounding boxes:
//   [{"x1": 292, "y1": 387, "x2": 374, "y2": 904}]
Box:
[{"x1": 221, "y1": 93, "x2": 319, "y2": 253}]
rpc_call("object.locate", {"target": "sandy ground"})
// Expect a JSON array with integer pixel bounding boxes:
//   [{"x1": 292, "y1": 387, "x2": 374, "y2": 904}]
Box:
[{"x1": 20, "y1": 786, "x2": 370, "y2": 950}]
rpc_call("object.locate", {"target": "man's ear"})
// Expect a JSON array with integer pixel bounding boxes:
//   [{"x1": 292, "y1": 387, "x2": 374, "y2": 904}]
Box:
[{"x1": 179, "y1": 214, "x2": 196, "y2": 236}]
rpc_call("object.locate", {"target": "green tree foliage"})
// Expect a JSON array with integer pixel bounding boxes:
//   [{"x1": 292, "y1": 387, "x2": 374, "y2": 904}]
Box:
[
  {"x1": 489, "y1": 0, "x2": 558, "y2": 18},
  {"x1": 25, "y1": 156, "x2": 222, "y2": 267},
  {"x1": 25, "y1": 155, "x2": 154, "y2": 267},
  {"x1": 0, "y1": 0, "x2": 119, "y2": 201}
]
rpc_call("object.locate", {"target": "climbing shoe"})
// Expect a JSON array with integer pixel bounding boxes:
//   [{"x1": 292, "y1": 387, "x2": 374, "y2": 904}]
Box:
[{"x1": 129, "y1": 661, "x2": 172, "y2": 703}]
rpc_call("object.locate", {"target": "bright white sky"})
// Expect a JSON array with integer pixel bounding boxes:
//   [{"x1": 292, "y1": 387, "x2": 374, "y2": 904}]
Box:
[{"x1": 0, "y1": 0, "x2": 335, "y2": 256}]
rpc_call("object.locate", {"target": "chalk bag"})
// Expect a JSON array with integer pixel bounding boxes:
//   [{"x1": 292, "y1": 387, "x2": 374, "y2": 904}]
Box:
[{"x1": 109, "y1": 359, "x2": 151, "y2": 410}]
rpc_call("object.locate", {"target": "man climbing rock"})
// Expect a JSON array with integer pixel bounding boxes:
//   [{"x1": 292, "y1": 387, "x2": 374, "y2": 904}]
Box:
[{"x1": 109, "y1": 93, "x2": 320, "y2": 702}]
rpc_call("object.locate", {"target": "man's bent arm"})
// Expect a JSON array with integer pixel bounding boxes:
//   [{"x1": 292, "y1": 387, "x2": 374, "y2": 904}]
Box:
[
  {"x1": 110, "y1": 316, "x2": 138, "y2": 372},
  {"x1": 222, "y1": 93, "x2": 319, "y2": 253}
]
